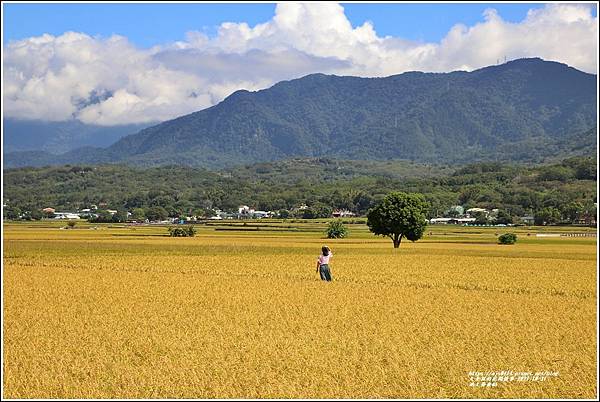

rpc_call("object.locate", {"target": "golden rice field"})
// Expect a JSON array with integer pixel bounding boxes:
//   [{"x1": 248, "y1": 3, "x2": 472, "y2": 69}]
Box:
[{"x1": 2, "y1": 221, "x2": 597, "y2": 399}]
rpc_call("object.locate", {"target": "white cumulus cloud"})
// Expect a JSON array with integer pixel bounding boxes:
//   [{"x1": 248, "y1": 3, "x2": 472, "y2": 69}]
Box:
[{"x1": 3, "y1": 2, "x2": 597, "y2": 126}]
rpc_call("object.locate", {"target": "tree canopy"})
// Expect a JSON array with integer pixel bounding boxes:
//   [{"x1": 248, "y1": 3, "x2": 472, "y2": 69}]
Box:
[{"x1": 367, "y1": 192, "x2": 429, "y2": 248}]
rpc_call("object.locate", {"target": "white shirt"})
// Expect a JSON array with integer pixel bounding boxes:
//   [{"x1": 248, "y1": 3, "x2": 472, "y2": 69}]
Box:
[{"x1": 317, "y1": 252, "x2": 333, "y2": 265}]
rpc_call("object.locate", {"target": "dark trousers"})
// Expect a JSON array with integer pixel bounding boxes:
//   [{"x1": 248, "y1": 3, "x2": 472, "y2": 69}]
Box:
[{"x1": 319, "y1": 264, "x2": 332, "y2": 281}]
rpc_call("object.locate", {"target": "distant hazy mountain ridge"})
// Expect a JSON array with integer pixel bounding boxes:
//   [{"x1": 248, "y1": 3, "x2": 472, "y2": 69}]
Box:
[{"x1": 4, "y1": 119, "x2": 153, "y2": 154}]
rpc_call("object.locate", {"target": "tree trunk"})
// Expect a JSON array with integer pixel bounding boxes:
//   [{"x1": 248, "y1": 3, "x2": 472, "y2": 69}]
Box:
[{"x1": 392, "y1": 234, "x2": 402, "y2": 248}]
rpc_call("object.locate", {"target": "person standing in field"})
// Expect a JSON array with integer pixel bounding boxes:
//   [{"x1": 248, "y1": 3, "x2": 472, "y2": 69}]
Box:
[{"x1": 316, "y1": 245, "x2": 333, "y2": 281}]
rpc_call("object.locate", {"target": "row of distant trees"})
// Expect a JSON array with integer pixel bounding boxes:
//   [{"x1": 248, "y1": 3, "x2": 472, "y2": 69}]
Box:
[
  {"x1": 3, "y1": 191, "x2": 595, "y2": 251},
  {"x1": 4, "y1": 203, "x2": 595, "y2": 226},
  {"x1": 88, "y1": 206, "x2": 338, "y2": 221},
  {"x1": 461, "y1": 203, "x2": 596, "y2": 226},
  {"x1": 532, "y1": 204, "x2": 596, "y2": 225}
]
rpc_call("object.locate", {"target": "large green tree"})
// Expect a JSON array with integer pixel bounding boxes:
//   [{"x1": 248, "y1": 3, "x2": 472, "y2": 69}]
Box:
[
  {"x1": 561, "y1": 201, "x2": 584, "y2": 223},
  {"x1": 131, "y1": 208, "x2": 146, "y2": 221},
  {"x1": 145, "y1": 206, "x2": 168, "y2": 222},
  {"x1": 3, "y1": 206, "x2": 21, "y2": 220},
  {"x1": 367, "y1": 192, "x2": 429, "y2": 248},
  {"x1": 111, "y1": 210, "x2": 129, "y2": 223},
  {"x1": 534, "y1": 207, "x2": 561, "y2": 225}
]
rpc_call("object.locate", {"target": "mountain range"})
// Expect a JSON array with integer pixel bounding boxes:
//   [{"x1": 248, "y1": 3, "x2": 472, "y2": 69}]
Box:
[
  {"x1": 4, "y1": 119, "x2": 153, "y2": 155},
  {"x1": 4, "y1": 58, "x2": 597, "y2": 169}
]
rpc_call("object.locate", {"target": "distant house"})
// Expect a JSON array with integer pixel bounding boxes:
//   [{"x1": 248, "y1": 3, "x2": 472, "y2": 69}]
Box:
[
  {"x1": 332, "y1": 209, "x2": 356, "y2": 218},
  {"x1": 253, "y1": 210, "x2": 270, "y2": 218},
  {"x1": 54, "y1": 212, "x2": 81, "y2": 220},
  {"x1": 429, "y1": 218, "x2": 452, "y2": 224},
  {"x1": 519, "y1": 216, "x2": 535, "y2": 225},
  {"x1": 466, "y1": 207, "x2": 489, "y2": 217},
  {"x1": 42, "y1": 207, "x2": 56, "y2": 214},
  {"x1": 237, "y1": 205, "x2": 271, "y2": 219},
  {"x1": 576, "y1": 213, "x2": 596, "y2": 226},
  {"x1": 238, "y1": 205, "x2": 254, "y2": 219},
  {"x1": 429, "y1": 217, "x2": 476, "y2": 224},
  {"x1": 453, "y1": 218, "x2": 477, "y2": 224},
  {"x1": 214, "y1": 209, "x2": 236, "y2": 220}
]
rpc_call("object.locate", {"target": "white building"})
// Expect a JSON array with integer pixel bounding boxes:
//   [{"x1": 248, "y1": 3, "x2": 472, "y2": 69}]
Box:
[
  {"x1": 429, "y1": 217, "x2": 476, "y2": 224},
  {"x1": 54, "y1": 212, "x2": 81, "y2": 220},
  {"x1": 332, "y1": 209, "x2": 356, "y2": 218},
  {"x1": 466, "y1": 207, "x2": 489, "y2": 216},
  {"x1": 237, "y1": 205, "x2": 271, "y2": 219},
  {"x1": 238, "y1": 205, "x2": 254, "y2": 215}
]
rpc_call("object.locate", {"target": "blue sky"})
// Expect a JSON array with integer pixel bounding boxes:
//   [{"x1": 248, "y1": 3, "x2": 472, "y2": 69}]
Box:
[{"x1": 4, "y1": 2, "x2": 584, "y2": 48}]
